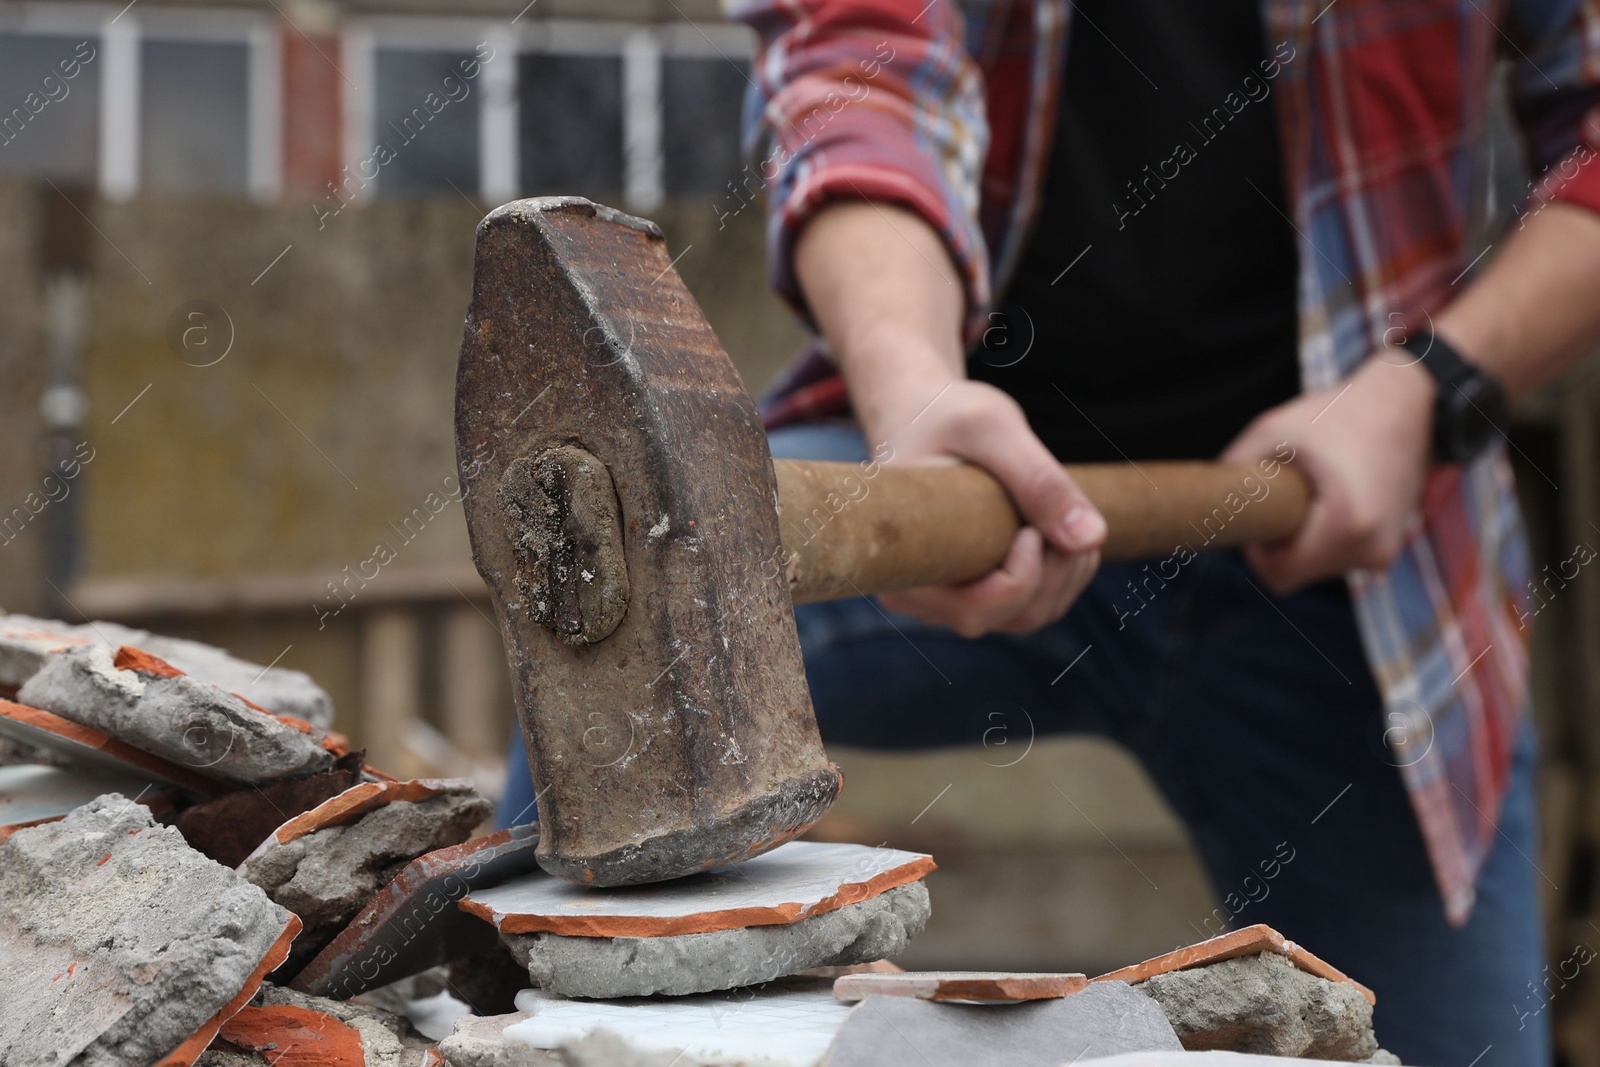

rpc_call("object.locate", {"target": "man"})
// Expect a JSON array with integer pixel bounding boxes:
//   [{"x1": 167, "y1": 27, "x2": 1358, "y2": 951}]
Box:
[{"x1": 728, "y1": 0, "x2": 1600, "y2": 1062}]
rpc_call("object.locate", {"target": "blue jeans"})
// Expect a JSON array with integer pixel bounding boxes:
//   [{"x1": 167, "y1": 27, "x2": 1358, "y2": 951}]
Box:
[{"x1": 500, "y1": 422, "x2": 1549, "y2": 1066}]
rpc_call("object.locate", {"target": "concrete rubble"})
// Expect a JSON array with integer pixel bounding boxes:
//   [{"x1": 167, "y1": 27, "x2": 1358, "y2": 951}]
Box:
[
  {"x1": 18, "y1": 644, "x2": 335, "y2": 785},
  {"x1": 0, "y1": 795, "x2": 298, "y2": 1067},
  {"x1": 0, "y1": 615, "x2": 1410, "y2": 1066},
  {"x1": 0, "y1": 614, "x2": 333, "y2": 728},
  {"x1": 241, "y1": 783, "x2": 493, "y2": 973},
  {"x1": 503, "y1": 881, "x2": 930, "y2": 998},
  {"x1": 1136, "y1": 951, "x2": 1380, "y2": 1061},
  {"x1": 435, "y1": 1015, "x2": 559, "y2": 1067}
]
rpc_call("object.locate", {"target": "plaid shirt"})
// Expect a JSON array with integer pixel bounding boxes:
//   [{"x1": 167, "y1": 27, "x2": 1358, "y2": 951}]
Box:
[{"x1": 733, "y1": 0, "x2": 1600, "y2": 923}]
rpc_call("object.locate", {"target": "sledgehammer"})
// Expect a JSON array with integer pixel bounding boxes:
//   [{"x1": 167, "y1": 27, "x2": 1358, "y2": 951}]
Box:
[{"x1": 455, "y1": 198, "x2": 1309, "y2": 889}]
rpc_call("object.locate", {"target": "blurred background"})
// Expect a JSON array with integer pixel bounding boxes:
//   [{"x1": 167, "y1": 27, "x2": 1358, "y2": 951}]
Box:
[{"x1": 3, "y1": 0, "x2": 1600, "y2": 1060}]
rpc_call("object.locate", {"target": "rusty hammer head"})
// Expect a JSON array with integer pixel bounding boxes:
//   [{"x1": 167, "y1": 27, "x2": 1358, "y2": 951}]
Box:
[{"x1": 455, "y1": 198, "x2": 840, "y2": 887}]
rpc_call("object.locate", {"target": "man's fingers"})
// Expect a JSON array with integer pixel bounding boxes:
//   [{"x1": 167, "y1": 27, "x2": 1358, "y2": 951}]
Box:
[
  {"x1": 946, "y1": 404, "x2": 1106, "y2": 553},
  {"x1": 881, "y1": 527, "x2": 1045, "y2": 637},
  {"x1": 1242, "y1": 496, "x2": 1345, "y2": 593},
  {"x1": 997, "y1": 547, "x2": 1100, "y2": 633}
]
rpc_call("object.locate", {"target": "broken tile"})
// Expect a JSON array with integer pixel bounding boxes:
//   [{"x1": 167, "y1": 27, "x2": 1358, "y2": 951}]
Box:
[
  {"x1": 0, "y1": 614, "x2": 334, "y2": 727},
  {"x1": 462, "y1": 840, "x2": 935, "y2": 938},
  {"x1": 825, "y1": 981, "x2": 1181, "y2": 1067},
  {"x1": 0, "y1": 794, "x2": 299, "y2": 1067},
  {"x1": 504, "y1": 980, "x2": 852, "y2": 1067},
  {"x1": 503, "y1": 881, "x2": 929, "y2": 998},
  {"x1": 259, "y1": 985, "x2": 437, "y2": 1065},
  {"x1": 832, "y1": 969, "x2": 1087, "y2": 1004},
  {"x1": 292, "y1": 822, "x2": 542, "y2": 1000},
  {"x1": 176, "y1": 751, "x2": 368, "y2": 867},
  {"x1": 0, "y1": 762, "x2": 175, "y2": 842},
  {"x1": 216, "y1": 1006, "x2": 366, "y2": 1067},
  {"x1": 0, "y1": 697, "x2": 224, "y2": 796},
  {"x1": 1091, "y1": 924, "x2": 1375, "y2": 1005},
  {"x1": 1136, "y1": 951, "x2": 1378, "y2": 1060},
  {"x1": 241, "y1": 779, "x2": 493, "y2": 975},
  {"x1": 17, "y1": 644, "x2": 335, "y2": 786}
]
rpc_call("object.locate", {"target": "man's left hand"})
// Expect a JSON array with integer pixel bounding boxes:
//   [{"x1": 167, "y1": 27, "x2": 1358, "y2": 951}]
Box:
[{"x1": 1221, "y1": 353, "x2": 1437, "y2": 594}]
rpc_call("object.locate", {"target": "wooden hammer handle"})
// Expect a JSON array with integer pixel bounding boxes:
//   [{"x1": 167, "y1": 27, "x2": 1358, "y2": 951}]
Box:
[{"x1": 774, "y1": 459, "x2": 1311, "y2": 605}]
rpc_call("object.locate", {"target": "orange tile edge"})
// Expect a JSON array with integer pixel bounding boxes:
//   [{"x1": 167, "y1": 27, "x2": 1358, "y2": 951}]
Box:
[
  {"x1": 465, "y1": 854, "x2": 938, "y2": 938},
  {"x1": 1091, "y1": 923, "x2": 1375, "y2": 1006},
  {"x1": 270, "y1": 779, "x2": 461, "y2": 846},
  {"x1": 154, "y1": 913, "x2": 302, "y2": 1067},
  {"x1": 0, "y1": 700, "x2": 221, "y2": 797}
]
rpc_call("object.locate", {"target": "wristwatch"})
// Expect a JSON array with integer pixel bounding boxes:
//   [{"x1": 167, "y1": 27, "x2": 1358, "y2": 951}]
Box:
[{"x1": 1404, "y1": 331, "x2": 1511, "y2": 464}]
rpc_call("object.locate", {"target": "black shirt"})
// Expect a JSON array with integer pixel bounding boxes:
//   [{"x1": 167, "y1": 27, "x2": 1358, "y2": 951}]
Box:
[{"x1": 970, "y1": 0, "x2": 1301, "y2": 462}]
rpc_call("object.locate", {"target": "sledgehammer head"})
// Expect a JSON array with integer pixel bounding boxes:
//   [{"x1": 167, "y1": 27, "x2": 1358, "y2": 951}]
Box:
[{"x1": 455, "y1": 198, "x2": 841, "y2": 886}]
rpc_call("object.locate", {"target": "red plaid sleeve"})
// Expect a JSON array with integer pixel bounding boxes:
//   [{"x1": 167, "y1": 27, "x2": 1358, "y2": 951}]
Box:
[{"x1": 732, "y1": 0, "x2": 992, "y2": 340}]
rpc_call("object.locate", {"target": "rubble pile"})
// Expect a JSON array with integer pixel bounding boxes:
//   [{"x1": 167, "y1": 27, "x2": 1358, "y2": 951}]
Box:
[{"x1": 0, "y1": 615, "x2": 1398, "y2": 1066}]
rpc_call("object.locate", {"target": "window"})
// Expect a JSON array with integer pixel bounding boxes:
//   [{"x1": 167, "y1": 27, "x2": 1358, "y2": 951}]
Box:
[
  {"x1": 519, "y1": 54, "x2": 623, "y2": 197},
  {"x1": 372, "y1": 48, "x2": 481, "y2": 195},
  {"x1": 140, "y1": 40, "x2": 249, "y2": 194},
  {"x1": 663, "y1": 57, "x2": 747, "y2": 197},
  {"x1": 0, "y1": 34, "x2": 100, "y2": 184}
]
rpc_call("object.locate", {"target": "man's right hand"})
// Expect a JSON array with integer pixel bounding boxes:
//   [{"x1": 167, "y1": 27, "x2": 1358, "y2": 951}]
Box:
[{"x1": 795, "y1": 201, "x2": 1105, "y2": 637}]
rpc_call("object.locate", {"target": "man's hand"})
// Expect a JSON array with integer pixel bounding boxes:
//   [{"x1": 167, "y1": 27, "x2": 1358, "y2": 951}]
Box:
[
  {"x1": 874, "y1": 378, "x2": 1106, "y2": 636},
  {"x1": 1222, "y1": 354, "x2": 1436, "y2": 593},
  {"x1": 795, "y1": 201, "x2": 1104, "y2": 636}
]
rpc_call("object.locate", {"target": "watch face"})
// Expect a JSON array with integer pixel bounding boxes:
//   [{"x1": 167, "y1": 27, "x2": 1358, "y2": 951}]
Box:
[{"x1": 1443, "y1": 376, "x2": 1509, "y2": 462}]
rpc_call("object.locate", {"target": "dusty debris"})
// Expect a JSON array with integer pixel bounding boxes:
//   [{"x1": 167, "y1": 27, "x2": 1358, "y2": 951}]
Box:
[
  {"x1": 241, "y1": 781, "x2": 492, "y2": 974},
  {"x1": 0, "y1": 794, "x2": 299, "y2": 1067},
  {"x1": 1136, "y1": 950, "x2": 1379, "y2": 1060},
  {"x1": 18, "y1": 644, "x2": 334, "y2": 785},
  {"x1": 0, "y1": 614, "x2": 334, "y2": 727},
  {"x1": 503, "y1": 880, "x2": 930, "y2": 998},
  {"x1": 436, "y1": 1014, "x2": 560, "y2": 1067}
]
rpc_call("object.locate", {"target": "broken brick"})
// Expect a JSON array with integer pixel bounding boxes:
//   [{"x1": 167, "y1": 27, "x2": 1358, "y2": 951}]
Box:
[
  {"x1": 241, "y1": 780, "x2": 492, "y2": 976},
  {"x1": 18, "y1": 644, "x2": 334, "y2": 786}
]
